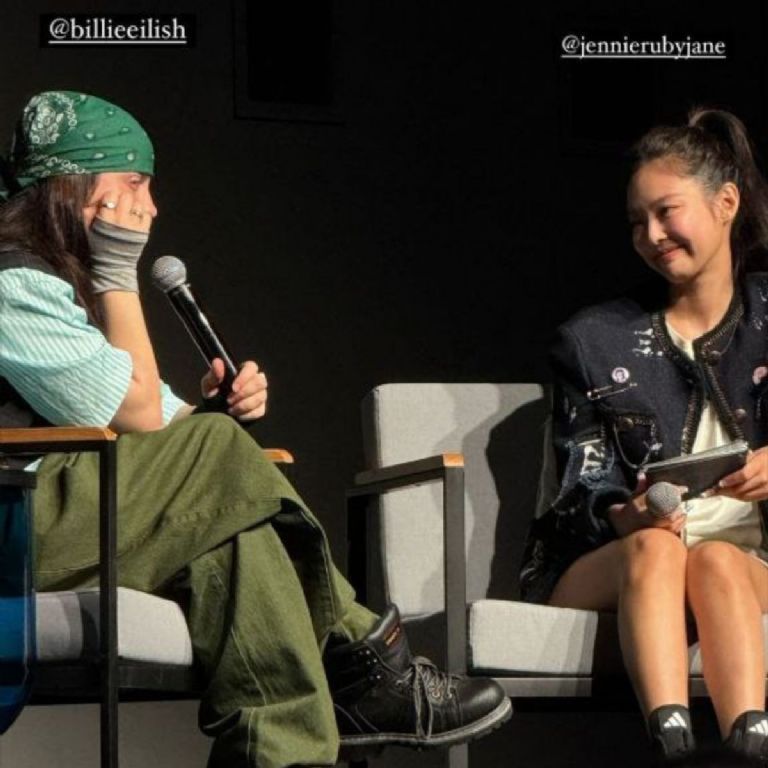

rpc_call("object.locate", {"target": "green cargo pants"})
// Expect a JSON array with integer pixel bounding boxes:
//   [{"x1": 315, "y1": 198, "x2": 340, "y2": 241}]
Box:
[{"x1": 31, "y1": 412, "x2": 378, "y2": 768}]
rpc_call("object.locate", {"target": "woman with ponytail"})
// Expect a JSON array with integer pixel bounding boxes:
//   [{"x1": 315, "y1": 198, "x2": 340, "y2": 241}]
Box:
[{"x1": 520, "y1": 108, "x2": 768, "y2": 764}]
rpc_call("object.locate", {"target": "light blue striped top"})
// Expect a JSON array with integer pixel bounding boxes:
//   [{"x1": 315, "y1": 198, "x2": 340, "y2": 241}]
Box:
[{"x1": 0, "y1": 267, "x2": 189, "y2": 436}]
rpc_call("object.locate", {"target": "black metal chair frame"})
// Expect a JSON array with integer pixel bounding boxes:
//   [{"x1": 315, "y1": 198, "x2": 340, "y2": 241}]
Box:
[
  {"x1": 1, "y1": 430, "x2": 205, "y2": 768},
  {"x1": 346, "y1": 454, "x2": 469, "y2": 768}
]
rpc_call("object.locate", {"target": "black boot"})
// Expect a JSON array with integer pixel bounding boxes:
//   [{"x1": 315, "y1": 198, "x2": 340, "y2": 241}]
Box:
[
  {"x1": 324, "y1": 604, "x2": 511, "y2": 751},
  {"x1": 724, "y1": 710, "x2": 768, "y2": 764},
  {"x1": 647, "y1": 705, "x2": 696, "y2": 764}
]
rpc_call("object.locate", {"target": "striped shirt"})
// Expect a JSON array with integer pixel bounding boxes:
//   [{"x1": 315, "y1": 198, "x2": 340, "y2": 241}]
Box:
[{"x1": 0, "y1": 266, "x2": 189, "y2": 432}]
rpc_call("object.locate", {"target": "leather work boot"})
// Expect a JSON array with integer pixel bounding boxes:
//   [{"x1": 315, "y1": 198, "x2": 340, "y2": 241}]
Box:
[{"x1": 323, "y1": 604, "x2": 512, "y2": 751}]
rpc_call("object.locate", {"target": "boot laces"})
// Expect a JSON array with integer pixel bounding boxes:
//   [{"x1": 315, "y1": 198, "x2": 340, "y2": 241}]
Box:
[{"x1": 403, "y1": 656, "x2": 459, "y2": 739}]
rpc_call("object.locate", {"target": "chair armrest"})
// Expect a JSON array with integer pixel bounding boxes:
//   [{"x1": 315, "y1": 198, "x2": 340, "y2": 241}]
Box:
[
  {"x1": 1, "y1": 428, "x2": 293, "y2": 462},
  {"x1": 263, "y1": 449, "x2": 294, "y2": 465},
  {"x1": 346, "y1": 452, "x2": 467, "y2": 675},
  {"x1": 0, "y1": 426, "x2": 116, "y2": 441},
  {"x1": 0, "y1": 426, "x2": 117, "y2": 454},
  {"x1": 350, "y1": 453, "x2": 464, "y2": 495}
]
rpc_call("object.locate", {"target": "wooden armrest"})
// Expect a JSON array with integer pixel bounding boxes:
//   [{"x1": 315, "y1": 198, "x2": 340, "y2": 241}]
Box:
[
  {"x1": 1, "y1": 427, "x2": 118, "y2": 455},
  {"x1": 263, "y1": 448, "x2": 294, "y2": 465},
  {"x1": 0, "y1": 427, "x2": 117, "y2": 444},
  {"x1": 355, "y1": 453, "x2": 463, "y2": 485},
  {"x1": 348, "y1": 453, "x2": 464, "y2": 498},
  {"x1": 0, "y1": 429, "x2": 293, "y2": 465}
]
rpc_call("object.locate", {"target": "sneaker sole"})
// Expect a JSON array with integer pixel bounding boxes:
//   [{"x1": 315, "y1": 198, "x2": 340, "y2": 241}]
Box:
[{"x1": 339, "y1": 696, "x2": 513, "y2": 751}]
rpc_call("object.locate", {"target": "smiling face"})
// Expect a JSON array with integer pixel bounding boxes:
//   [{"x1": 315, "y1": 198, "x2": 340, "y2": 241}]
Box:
[
  {"x1": 82, "y1": 171, "x2": 157, "y2": 228},
  {"x1": 626, "y1": 157, "x2": 739, "y2": 286}
]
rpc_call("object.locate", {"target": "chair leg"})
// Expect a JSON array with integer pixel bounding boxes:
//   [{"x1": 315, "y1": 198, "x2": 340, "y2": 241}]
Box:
[
  {"x1": 99, "y1": 441, "x2": 119, "y2": 768},
  {"x1": 448, "y1": 743, "x2": 468, "y2": 768},
  {"x1": 101, "y1": 695, "x2": 117, "y2": 768},
  {"x1": 444, "y1": 468, "x2": 469, "y2": 768}
]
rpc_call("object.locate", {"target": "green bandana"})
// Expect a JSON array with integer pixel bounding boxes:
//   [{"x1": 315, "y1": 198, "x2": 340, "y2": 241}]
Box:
[{"x1": 1, "y1": 90, "x2": 155, "y2": 199}]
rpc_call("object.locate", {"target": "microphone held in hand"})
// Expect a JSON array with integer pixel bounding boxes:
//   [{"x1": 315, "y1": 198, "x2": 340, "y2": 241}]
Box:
[
  {"x1": 645, "y1": 481, "x2": 685, "y2": 520},
  {"x1": 151, "y1": 255, "x2": 239, "y2": 393}
]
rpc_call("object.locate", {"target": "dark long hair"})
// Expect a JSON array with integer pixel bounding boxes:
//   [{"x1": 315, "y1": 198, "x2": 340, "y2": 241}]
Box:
[
  {"x1": 629, "y1": 108, "x2": 768, "y2": 281},
  {"x1": 0, "y1": 174, "x2": 102, "y2": 325}
]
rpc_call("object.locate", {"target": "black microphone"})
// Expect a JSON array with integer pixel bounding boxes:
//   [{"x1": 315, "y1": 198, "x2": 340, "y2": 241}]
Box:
[
  {"x1": 646, "y1": 481, "x2": 685, "y2": 520},
  {"x1": 151, "y1": 255, "x2": 239, "y2": 394}
]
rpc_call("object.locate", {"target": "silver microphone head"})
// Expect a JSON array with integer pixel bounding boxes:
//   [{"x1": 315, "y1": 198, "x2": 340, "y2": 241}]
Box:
[
  {"x1": 151, "y1": 255, "x2": 187, "y2": 292},
  {"x1": 646, "y1": 481, "x2": 683, "y2": 520}
]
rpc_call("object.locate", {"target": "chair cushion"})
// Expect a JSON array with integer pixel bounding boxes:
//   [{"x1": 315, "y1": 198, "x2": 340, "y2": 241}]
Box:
[
  {"x1": 468, "y1": 599, "x2": 768, "y2": 677},
  {"x1": 36, "y1": 587, "x2": 193, "y2": 666},
  {"x1": 469, "y1": 599, "x2": 601, "y2": 676}
]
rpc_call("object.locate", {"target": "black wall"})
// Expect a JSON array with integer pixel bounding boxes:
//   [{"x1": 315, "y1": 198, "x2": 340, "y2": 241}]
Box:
[{"x1": 2, "y1": 0, "x2": 766, "y2": 577}]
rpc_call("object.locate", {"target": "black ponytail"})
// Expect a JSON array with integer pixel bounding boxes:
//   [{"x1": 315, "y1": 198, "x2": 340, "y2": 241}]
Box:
[{"x1": 629, "y1": 108, "x2": 768, "y2": 280}]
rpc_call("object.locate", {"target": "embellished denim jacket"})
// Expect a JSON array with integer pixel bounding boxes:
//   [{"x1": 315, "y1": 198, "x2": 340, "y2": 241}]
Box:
[{"x1": 519, "y1": 272, "x2": 768, "y2": 604}]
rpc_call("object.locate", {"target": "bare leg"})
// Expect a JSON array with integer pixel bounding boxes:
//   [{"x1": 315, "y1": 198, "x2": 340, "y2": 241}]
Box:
[
  {"x1": 547, "y1": 538, "x2": 623, "y2": 611},
  {"x1": 549, "y1": 529, "x2": 690, "y2": 718},
  {"x1": 686, "y1": 542, "x2": 768, "y2": 737},
  {"x1": 618, "y1": 530, "x2": 690, "y2": 716}
]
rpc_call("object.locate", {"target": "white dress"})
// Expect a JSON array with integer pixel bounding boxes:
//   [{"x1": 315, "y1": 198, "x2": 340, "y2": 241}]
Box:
[{"x1": 667, "y1": 320, "x2": 768, "y2": 569}]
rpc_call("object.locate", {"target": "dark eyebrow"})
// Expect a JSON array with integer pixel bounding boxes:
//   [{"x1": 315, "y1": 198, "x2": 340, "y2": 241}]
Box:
[{"x1": 627, "y1": 194, "x2": 682, "y2": 218}]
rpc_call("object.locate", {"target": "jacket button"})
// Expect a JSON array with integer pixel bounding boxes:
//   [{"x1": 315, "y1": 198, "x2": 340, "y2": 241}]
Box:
[
  {"x1": 704, "y1": 349, "x2": 722, "y2": 364},
  {"x1": 733, "y1": 408, "x2": 747, "y2": 423},
  {"x1": 617, "y1": 416, "x2": 635, "y2": 430}
]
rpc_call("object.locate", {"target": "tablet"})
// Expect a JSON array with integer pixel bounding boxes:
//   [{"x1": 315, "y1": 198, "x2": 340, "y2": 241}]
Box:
[{"x1": 643, "y1": 440, "x2": 749, "y2": 499}]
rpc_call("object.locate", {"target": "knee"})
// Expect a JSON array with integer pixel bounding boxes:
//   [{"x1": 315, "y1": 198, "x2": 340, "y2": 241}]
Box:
[
  {"x1": 177, "y1": 412, "x2": 261, "y2": 456},
  {"x1": 686, "y1": 541, "x2": 745, "y2": 600},
  {"x1": 620, "y1": 528, "x2": 687, "y2": 586},
  {"x1": 187, "y1": 412, "x2": 242, "y2": 442},
  {"x1": 191, "y1": 411, "x2": 237, "y2": 432},
  {"x1": 622, "y1": 527, "x2": 688, "y2": 562}
]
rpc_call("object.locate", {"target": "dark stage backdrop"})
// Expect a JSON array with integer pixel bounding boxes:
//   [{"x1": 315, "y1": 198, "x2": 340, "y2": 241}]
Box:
[{"x1": 1, "y1": 0, "x2": 766, "y2": 575}]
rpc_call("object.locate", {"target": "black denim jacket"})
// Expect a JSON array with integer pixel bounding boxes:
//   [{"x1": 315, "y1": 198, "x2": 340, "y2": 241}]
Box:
[{"x1": 519, "y1": 272, "x2": 768, "y2": 604}]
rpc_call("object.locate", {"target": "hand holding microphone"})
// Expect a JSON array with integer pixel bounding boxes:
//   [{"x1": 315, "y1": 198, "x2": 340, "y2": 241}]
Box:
[
  {"x1": 607, "y1": 473, "x2": 689, "y2": 538},
  {"x1": 151, "y1": 255, "x2": 268, "y2": 422},
  {"x1": 201, "y1": 358, "x2": 268, "y2": 421},
  {"x1": 645, "y1": 481, "x2": 688, "y2": 521}
]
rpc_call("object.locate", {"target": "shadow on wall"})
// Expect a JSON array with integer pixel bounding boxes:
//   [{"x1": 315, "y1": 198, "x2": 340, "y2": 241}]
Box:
[{"x1": 481, "y1": 394, "x2": 549, "y2": 602}]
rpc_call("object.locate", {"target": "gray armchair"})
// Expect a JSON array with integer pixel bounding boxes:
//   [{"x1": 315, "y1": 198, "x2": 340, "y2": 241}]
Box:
[
  {"x1": 346, "y1": 383, "x2": 768, "y2": 767},
  {"x1": 0, "y1": 426, "x2": 294, "y2": 768}
]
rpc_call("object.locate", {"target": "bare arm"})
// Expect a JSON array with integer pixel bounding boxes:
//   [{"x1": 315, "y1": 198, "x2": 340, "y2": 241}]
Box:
[{"x1": 98, "y1": 290, "x2": 163, "y2": 432}]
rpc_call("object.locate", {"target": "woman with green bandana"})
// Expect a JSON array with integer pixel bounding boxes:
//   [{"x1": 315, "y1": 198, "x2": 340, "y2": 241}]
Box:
[{"x1": 0, "y1": 91, "x2": 510, "y2": 768}]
